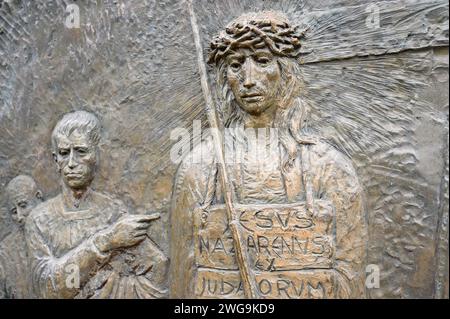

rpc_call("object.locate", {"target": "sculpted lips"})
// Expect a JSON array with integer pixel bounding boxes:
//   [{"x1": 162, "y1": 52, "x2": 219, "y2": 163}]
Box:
[
  {"x1": 241, "y1": 92, "x2": 263, "y2": 102},
  {"x1": 65, "y1": 172, "x2": 83, "y2": 178}
]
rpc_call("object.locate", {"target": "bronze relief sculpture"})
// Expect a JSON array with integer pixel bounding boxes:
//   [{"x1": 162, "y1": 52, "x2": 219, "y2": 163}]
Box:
[
  {"x1": 0, "y1": 0, "x2": 448, "y2": 300},
  {"x1": 25, "y1": 111, "x2": 167, "y2": 298},
  {"x1": 0, "y1": 175, "x2": 43, "y2": 298},
  {"x1": 170, "y1": 11, "x2": 367, "y2": 299}
]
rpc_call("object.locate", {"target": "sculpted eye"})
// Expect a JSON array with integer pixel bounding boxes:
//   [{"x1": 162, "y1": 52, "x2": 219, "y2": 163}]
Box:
[
  {"x1": 230, "y1": 62, "x2": 242, "y2": 71},
  {"x1": 76, "y1": 148, "x2": 88, "y2": 155},
  {"x1": 18, "y1": 201, "x2": 28, "y2": 209},
  {"x1": 10, "y1": 207, "x2": 17, "y2": 215},
  {"x1": 256, "y1": 56, "x2": 271, "y2": 65},
  {"x1": 59, "y1": 149, "x2": 69, "y2": 156}
]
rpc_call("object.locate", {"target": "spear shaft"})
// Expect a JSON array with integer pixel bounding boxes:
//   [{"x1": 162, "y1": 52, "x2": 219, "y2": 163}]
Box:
[{"x1": 187, "y1": 0, "x2": 257, "y2": 299}]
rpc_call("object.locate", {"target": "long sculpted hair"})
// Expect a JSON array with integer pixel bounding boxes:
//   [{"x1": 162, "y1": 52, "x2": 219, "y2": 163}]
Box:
[
  {"x1": 208, "y1": 11, "x2": 314, "y2": 173},
  {"x1": 214, "y1": 56, "x2": 313, "y2": 173}
]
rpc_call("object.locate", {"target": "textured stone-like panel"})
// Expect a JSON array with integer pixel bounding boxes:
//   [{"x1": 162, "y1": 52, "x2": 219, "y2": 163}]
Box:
[{"x1": 0, "y1": 0, "x2": 448, "y2": 298}]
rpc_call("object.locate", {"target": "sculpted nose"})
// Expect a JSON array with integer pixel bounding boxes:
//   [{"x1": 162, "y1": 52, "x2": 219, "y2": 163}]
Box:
[
  {"x1": 68, "y1": 150, "x2": 76, "y2": 168},
  {"x1": 16, "y1": 209, "x2": 25, "y2": 224},
  {"x1": 243, "y1": 79, "x2": 255, "y2": 89},
  {"x1": 243, "y1": 60, "x2": 255, "y2": 89}
]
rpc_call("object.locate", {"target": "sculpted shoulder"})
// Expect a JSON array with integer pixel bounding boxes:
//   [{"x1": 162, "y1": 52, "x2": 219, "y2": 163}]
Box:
[
  {"x1": 90, "y1": 190, "x2": 127, "y2": 212},
  {"x1": 27, "y1": 195, "x2": 62, "y2": 227},
  {"x1": 310, "y1": 140, "x2": 358, "y2": 173},
  {"x1": 0, "y1": 231, "x2": 23, "y2": 251},
  {"x1": 308, "y1": 140, "x2": 362, "y2": 194},
  {"x1": 26, "y1": 191, "x2": 126, "y2": 231},
  {"x1": 174, "y1": 136, "x2": 215, "y2": 191},
  {"x1": 0, "y1": 234, "x2": 12, "y2": 258}
]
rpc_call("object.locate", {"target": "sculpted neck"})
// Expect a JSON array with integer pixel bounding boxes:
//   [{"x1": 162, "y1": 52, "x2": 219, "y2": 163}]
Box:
[
  {"x1": 242, "y1": 104, "x2": 278, "y2": 129},
  {"x1": 62, "y1": 183, "x2": 91, "y2": 209}
]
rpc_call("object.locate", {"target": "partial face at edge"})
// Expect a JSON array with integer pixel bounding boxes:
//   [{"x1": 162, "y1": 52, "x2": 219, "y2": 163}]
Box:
[
  {"x1": 53, "y1": 129, "x2": 98, "y2": 190},
  {"x1": 7, "y1": 180, "x2": 42, "y2": 226},
  {"x1": 226, "y1": 47, "x2": 282, "y2": 116}
]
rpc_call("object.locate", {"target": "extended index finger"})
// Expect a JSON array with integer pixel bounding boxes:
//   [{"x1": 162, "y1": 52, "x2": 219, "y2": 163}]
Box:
[{"x1": 130, "y1": 213, "x2": 161, "y2": 223}]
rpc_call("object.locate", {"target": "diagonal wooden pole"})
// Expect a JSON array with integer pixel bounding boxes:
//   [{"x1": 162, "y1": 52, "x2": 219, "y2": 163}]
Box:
[{"x1": 187, "y1": 0, "x2": 258, "y2": 299}]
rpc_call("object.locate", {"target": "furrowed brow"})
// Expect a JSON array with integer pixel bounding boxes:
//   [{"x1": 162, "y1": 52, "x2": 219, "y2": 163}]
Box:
[{"x1": 227, "y1": 53, "x2": 245, "y2": 62}]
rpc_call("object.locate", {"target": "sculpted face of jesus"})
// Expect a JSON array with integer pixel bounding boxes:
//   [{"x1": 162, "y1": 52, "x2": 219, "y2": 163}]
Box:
[{"x1": 226, "y1": 47, "x2": 282, "y2": 118}]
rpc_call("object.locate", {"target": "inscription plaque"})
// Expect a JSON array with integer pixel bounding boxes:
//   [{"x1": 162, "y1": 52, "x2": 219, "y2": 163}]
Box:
[{"x1": 194, "y1": 202, "x2": 336, "y2": 298}]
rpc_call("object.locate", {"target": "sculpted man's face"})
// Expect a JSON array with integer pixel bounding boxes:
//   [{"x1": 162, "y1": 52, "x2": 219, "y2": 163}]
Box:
[
  {"x1": 226, "y1": 47, "x2": 282, "y2": 116},
  {"x1": 54, "y1": 129, "x2": 97, "y2": 190},
  {"x1": 7, "y1": 178, "x2": 42, "y2": 226}
]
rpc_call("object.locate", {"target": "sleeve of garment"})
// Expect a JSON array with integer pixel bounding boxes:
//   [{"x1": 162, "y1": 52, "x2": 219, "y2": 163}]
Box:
[
  {"x1": 168, "y1": 150, "x2": 213, "y2": 298},
  {"x1": 25, "y1": 210, "x2": 112, "y2": 299},
  {"x1": 128, "y1": 237, "x2": 169, "y2": 298},
  {"x1": 313, "y1": 146, "x2": 368, "y2": 298},
  {"x1": 168, "y1": 161, "x2": 197, "y2": 298},
  {"x1": 142, "y1": 238, "x2": 169, "y2": 295},
  {"x1": 0, "y1": 253, "x2": 7, "y2": 299}
]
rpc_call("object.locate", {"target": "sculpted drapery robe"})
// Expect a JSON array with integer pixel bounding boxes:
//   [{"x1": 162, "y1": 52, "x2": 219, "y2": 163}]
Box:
[
  {"x1": 0, "y1": 230, "x2": 34, "y2": 298},
  {"x1": 170, "y1": 133, "x2": 367, "y2": 299},
  {"x1": 25, "y1": 190, "x2": 167, "y2": 299}
]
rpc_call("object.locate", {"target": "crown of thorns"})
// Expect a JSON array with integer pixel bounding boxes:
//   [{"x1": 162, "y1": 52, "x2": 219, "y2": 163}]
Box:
[{"x1": 208, "y1": 16, "x2": 303, "y2": 65}]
